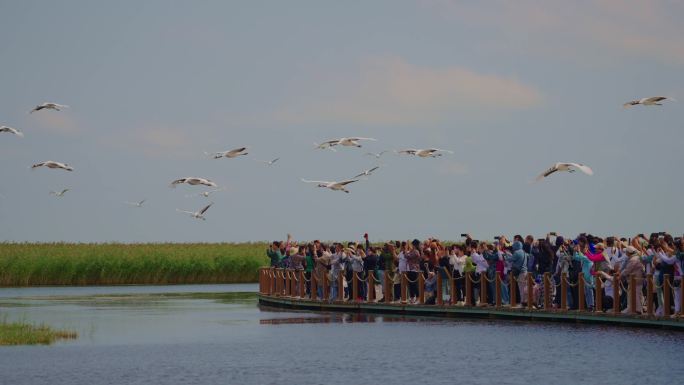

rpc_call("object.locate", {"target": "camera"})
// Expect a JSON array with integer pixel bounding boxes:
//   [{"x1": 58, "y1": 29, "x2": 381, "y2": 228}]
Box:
[
  {"x1": 549, "y1": 232, "x2": 557, "y2": 236},
  {"x1": 494, "y1": 236, "x2": 501, "y2": 240},
  {"x1": 461, "y1": 234, "x2": 468, "y2": 238}
]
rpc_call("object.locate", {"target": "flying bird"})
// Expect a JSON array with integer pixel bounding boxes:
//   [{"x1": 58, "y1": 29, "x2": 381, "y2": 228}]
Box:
[
  {"x1": 256, "y1": 158, "x2": 279, "y2": 166},
  {"x1": 365, "y1": 151, "x2": 388, "y2": 159},
  {"x1": 31, "y1": 161, "x2": 74, "y2": 171},
  {"x1": 125, "y1": 199, "x2": 146, "y2": 207},
  {"x1": 337, "y1": 137, "x2": 377, "y2": 147},
  {"x1": 0, "y1": 126, "x2": 24, "y2": 137},
  {"x1": 314, "y1": 140, "x2": 340, "y2": 151},
  {"x1": 170, "y1": 177, "x2": 217, "y2": 188},
  {"x1": 396, "y1": 148, "x2": 454, "y2": 158},
  {"x1": 352, "y1": 166, "x2": 380, "y2": 179},
  {"x1": 623, "y1": 96, "x2": 674, "y2": 107},
  {"x1": 535, "y1": 162, "x2": 594, "y2": 181},
  {"x1": 30, "y1": 102, "x2": 69, "y2": 114},
  {"x1": 177, "y1": 202, "x2": 213, "y2": 220},
  {"x1": 301, "y1": 178, "x2": 359, "y2": 193},
  {"x1": 49, "y1": 189, "x2": 69, "y2": 197},
  {"x1": 205, "y1": 147, "x2": 248, "y2": 159}
]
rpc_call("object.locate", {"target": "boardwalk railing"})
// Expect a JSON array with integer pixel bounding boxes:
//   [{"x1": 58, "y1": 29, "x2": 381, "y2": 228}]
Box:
[{"x1": 258, "y1": 267, "x2": 684, "y2": 318}]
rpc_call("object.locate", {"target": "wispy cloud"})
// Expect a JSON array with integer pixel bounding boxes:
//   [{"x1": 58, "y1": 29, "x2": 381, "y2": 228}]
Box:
[{"x1": 275, "y1": 56, "x2": 542, "y2": 126}]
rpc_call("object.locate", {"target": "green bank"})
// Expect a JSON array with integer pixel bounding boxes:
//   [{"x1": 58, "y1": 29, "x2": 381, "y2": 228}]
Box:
[
  {"x1": 0, "y1": 319, "x2": 77, "y2": 345},
  {"x1": 0, "y1": 243, "x2": 269, "y2": 286}
]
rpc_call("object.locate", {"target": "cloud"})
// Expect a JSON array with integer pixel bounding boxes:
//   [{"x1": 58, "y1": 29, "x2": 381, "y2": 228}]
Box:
[
  {"x1": 424, "y1": 0, "x2": 684, "y2": 66},
  {"x1": 28, "y1": 112, "x2": 82, "y2": 135},
  {"x1": 275, "y1": 56, "x2": 542, "y2": 126},
  {"x1": 437, "y1": 160, "x2": 469, "y2": 176}
]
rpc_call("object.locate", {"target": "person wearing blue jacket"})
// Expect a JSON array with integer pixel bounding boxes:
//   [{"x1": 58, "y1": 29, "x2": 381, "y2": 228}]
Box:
[
  {"x1": 571, "y1": 247, "x2": 595, "y2": 310},
  {"x1": 506, "y1": 241, "x2": 528, "y2": 306}
]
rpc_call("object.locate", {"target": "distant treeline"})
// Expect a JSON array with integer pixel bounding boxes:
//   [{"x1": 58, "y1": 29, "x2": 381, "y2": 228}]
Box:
[{"x1": 0, "y1": 243, "x2": 270, "y2": 286}]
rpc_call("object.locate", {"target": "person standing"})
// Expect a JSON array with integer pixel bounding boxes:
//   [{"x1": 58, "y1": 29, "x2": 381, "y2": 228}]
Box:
[{"x1": 405, "y1": 239, "x2": 422, "y2": 303}]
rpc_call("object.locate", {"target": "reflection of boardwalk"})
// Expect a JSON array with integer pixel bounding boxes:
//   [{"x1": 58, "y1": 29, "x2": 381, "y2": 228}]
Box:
[{"x1": 258, "y1": 268, "x2": 684, "y2": 331}]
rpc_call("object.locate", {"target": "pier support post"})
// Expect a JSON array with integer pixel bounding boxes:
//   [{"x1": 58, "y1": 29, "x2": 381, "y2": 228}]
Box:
[
  {"x1": 352, "y1": 273, "x2": 359, "y2": 302},
  {"x1": 595, "y1": 275, "x2": 602, "y2": 312},
  {"x1": 628, "y1": 274, "x2": 636, "y2": 315},
  {"x1": 437, "y1": 273, "x2": 443, "y2": 305},
  {"x1": 664, "y1": 274, "x2": 671, "y2": 317},
  {"x1": 543, "y1": 272, "x2": 551, "y2": 310},
  {"x1": 338, "y1": 273, "x2": 344, "y2": 302},
  {"x1": 418, "y1": 274, "x2": 425, "y2": 304},
  {"x1": 311, "y1": 272, "x2": 317, "y2": 300},
  {"x1": 275, "y1": 269, "x2": 282, "y2": 296},
  {"x1": 299, "y1": 270, "x2": 305, "y2": 298},
  {"x1": 560, "y1": 273, "x2": 567, "y2": 311},
  {"x1": 368, "y1": 272, "x2": 375, "y2": 302},
  {"x1": 384, "y1": 271, "x2": 392, "y2": 303},
  {"x1": 495, "y1": 274, "x2": 502, "y2": 308},
  {"x1": 647, "y1": 274, "x2": 654, "y2": 316},
  {"x1": 578, "y1": 274, "x2": 585, "y2": 311},
  {"x1": 450, "y1": 272, "x2": 456, "y2": 305},
  {"x1": 613, "y1": 274, "x2": 620, "y2": 315},
  {"x1": 481, "y1": 274, "x2": 488, "y2": 307},
  {"x1": 401, "y1": 273, "x2": 407, "y2": 304},
  {"x1": 510, "y1": 273, "x2": 517, "y2": 308},
  {"x1": 465, "y1": 272, "x2": 473, "y2": 306},
  {"x1": 527, "y1": 274, "x2": 534, "y2": 310}
]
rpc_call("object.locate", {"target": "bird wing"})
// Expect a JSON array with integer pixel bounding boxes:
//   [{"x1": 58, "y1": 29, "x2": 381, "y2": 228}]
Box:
[
  {"x1": 336, "y1": 179, "x2": 359, "y2": 186},
  {"x1": 536, "y1": 165, "x2": 558, "y2": 181},
  {"x1": 347, "y1": 137, "x2": 377, "y2": 142},
  {"x1": 228, "y1": 147, "x2": 247, "y2": 155},
  {"x1": 622, "y1": 100, "x2": 639, "y2": 108},
  {"x1": 568, "y1": 163, "x2": 594, "y2": 176},
  {"x1": 429, "y1": 148, "x2": 454, "y2": 154},
  {"x1": 367, "y1": 166, "x2": 380, "y2": 173},
  {"x1": 397, "y1": 149, "x2": 416, "y2": 154},
  {"x1": 31, "y1": 162, "x2": 46, "y2": 169},
  {"x1": 199, "y1": 203, "x2": 213, "y2": 214},
  {"x1": 644, "y1": 96, "x2": 667, "y2": 103},
  {"x1": 176, "y1": 209, "x2": 195, "y2": 215},
  {"x1": 139, "y1": 199, "x2": 146, "y2": 205},
  {"x1": 270, "y1": 158, "x2": 279, "y2": 164},
  {"x1": 61, "y1": 189, "x2": 69, "y2": 194},
  {"x1": 301, "y1": 179, "x2": 330, "y2": 184}
]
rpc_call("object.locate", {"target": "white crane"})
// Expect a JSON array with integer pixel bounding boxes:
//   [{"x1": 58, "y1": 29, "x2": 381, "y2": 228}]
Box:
[
  {"x1": 125, "y1": 199, "x2": 146, "y2": 207},
  {"x1": 535, "y1": 162, "x2": 594, "y2": 181},
  {"x1": 301, "y1": 178, "x2": 359, "y2": 193},
  {"x1": 314, "y1": 140, "x2": 340, "y2": 151},
  {"x1": 49, "y1": 189, "x2": 69, "y2": 197},
  {"x1": 177, "y1": 202, "x2": 213, "y2": 220},
  {"x1": 352, "y1": 166, "x2": 380, "y2": 179},
  {"x1": 206, "y1": 147, "x2": 248, "y2": 159},
  {"x1": 30, "y1": 102, "x2": 69, "y2": 113},
  {"x1": 0, "y1": 126, "x2": 24, "y2": 137},
  {"x1": 31, "y1": 161, "x2": 74, "y2": 171},
  {"x1": 396, "y1": 148, "x2": 454, "y2": 158},
  {"x1": 170, "y1": 177, "x2": 217, "y2": 188},
  {"x1": 315, "y1": 137, "x2": 377, "y2": 150},
  {"x1": 623, "y1": 96, "x2": 674, "y2": 107}
]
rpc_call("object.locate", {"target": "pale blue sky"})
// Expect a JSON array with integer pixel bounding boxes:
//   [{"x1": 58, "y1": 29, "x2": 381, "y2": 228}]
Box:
[{"x1": 1, "y1": 1, "x2": 683, "y2": 242}]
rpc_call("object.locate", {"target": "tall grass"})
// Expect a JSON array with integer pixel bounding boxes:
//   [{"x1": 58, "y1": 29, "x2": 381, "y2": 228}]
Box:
[
  {"x1": 0, "y1": 319, "x2": 77, "y2": 345},
  {"x1": 0, "y1": 243, "x2": 269, "y2": 286}
]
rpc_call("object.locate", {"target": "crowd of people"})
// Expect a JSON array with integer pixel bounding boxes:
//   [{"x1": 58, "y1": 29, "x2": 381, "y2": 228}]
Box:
[{"x1": 265, "y1": 232, "x2": 684, "y2": 316}]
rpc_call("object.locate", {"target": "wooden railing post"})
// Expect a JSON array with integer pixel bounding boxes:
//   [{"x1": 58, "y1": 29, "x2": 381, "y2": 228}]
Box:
[
  {"x1": 288, "y1": 270, "x2": 294, "y2": 296},
  {"x1": 368, "y1": 272, "x2": 375, "y2": 302},
  {"x1": 352, "y1": 272, "x2": 359, "y2": 301},
  {"x1": 338, "y1": 273, "x2": 344, "y2": 301},
  {"x1": 595, "y1": 275, "x2": 602, "y2": 312},
  {"x1": 510, "y1": 273, "x2": 517, "y2": 308},
  {"x1": 578, "y1": 274, "x2": 586, "y2": 311},
  {"x1": 481, "y1": 274, "x2": 488, "y2": 307},
  {"x1": 527, "y1": 274, "x2": 534, "y2": 310},
  {"x1": 269, "y1": 269, "x2": 274, "y2": 295},
  {"x1": 311, "y1": 271, "x2": 317, "y2": 300},
  {"x1": 299, "y1": 270, "x2": 305, "y2": 298},
  {"x1": 613, "y1": 273, "x2": 620, "y2": 315},
  {"x1": 450, "y1": 272, "x2": 456, "y2": 305},
  {"x1": 495, "y1": 274, "x2": 502, "y2": 308},
  {"x1": 646, "y1": 274, "x2": 654, "y2": 316},
  {"x1": 664, "y1": 274, "x2": 672, "y2": 317},
  {"x1": 628, "y1": 274, "x2": 636, "y2": 315},
  {"x1": 543, "y1": 272, "x2": 551, "y2": 310},
  {"x1": 436, "y1": 273, "x2": 443, "y2": 305},
  {"x1": 418, "y1": 274, "x2": 425, "y2": 304},
  {"x1": 465, "y1": 272, "x2": 473, "y2": 306},
  {"x1": 275, "y1": 269, "x2": 282, "y2": 296},
  {"x1": 401, "y1": 273, "x2": 407, "y2": 304},
  {"x1": 560, "y1": 273, "x2": 567, "y2": 311},
  {"x1": 384, "y1": 271, "x2": 392, "y2": 302}
]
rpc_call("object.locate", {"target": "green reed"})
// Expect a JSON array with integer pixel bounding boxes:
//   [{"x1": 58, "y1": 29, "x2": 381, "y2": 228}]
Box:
[
  {"x1": 0, "y1": 243, "x2": 269, "y2": 286},
  {"x1": 0, "y1": 319, "x2": 78, "y2": 345}
]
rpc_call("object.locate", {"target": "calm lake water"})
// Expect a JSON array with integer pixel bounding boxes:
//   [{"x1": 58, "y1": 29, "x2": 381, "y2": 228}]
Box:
[{"x1": 0, "y1": 284, "x2": 682, "y2": 385}]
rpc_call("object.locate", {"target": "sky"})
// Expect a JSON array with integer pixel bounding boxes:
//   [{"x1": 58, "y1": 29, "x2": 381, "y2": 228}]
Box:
[{"x1": 1, "y1": 0, "x2": 683, "y2": 243}]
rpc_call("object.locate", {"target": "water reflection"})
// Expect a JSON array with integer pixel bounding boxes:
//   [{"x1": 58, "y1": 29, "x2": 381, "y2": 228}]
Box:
[{"x1": 259, "y1": 307, "x2": 446, "y2": 325}]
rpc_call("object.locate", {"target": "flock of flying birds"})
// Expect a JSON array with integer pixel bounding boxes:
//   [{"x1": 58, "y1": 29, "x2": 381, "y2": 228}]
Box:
[{"x1": 0, "y1": 95, "x2": 676, "y2": 220}]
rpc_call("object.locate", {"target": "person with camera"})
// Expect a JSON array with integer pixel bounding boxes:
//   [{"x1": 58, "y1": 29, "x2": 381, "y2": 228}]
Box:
[
  {"x1": 505, "y1": 240, "x2": 528, "y2": 308},
  {"x1": 405, "y1": 239, "x2": 422, "y2": 303},
  {"x1": 570, "y1": 238, "x2": 595, "y2": 311}
]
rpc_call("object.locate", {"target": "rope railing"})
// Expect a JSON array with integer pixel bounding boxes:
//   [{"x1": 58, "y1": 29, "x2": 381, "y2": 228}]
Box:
[{"x1": 259, "y1": 266, "x2": 683, "y2": 319}]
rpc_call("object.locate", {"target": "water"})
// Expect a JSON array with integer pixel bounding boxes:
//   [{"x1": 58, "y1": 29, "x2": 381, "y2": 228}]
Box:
[{"x1": 0, "y1": 284, "x2": 682, "y2": 385}]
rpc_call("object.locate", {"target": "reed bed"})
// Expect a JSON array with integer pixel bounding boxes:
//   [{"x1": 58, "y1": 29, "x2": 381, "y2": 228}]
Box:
[
  {"x1": 0, "y1": 319, "x2": 78, "y2": 345},
  {"x1": 0, "y1": 243, "x2": 269, "y2": 286}
]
